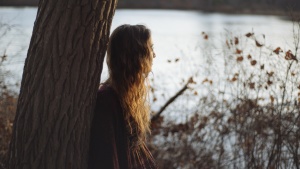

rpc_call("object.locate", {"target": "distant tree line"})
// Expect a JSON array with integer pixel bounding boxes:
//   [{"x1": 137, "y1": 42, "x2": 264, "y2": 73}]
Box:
[
  {"x1": 0, "y1": 0, "x2": 38, "y2": 6},
  {"x1": 117, "y1": 0, "x2": 300, "y2": 12},
  {"x1": 1, "y1": 0, "x2": 300, "y2": 12}
]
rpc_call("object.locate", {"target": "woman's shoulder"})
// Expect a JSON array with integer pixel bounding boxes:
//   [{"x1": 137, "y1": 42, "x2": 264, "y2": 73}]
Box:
[
  {"x1": 96, "y1": 84, "x2": 120, "y2": 107},
  {"x1": 98, "y1": 84, "x2": 113, "y2": 93},
  {"x1": 94, "y1": 84, "x2": 124, "y2": 127},
  {"x1": 97, "y1": 84, "x2": 116, "y2": 96}
]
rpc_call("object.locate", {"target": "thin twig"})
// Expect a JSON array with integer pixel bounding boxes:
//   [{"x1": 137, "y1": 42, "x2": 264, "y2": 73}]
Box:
[{"x1": 151, "y1": 77, "x2": 193, "y2": 122}]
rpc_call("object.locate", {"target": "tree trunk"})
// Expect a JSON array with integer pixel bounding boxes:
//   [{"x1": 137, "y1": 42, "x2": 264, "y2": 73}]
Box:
[{"x1": 6, "y1": 0, "x2": 118, "y2": 168}]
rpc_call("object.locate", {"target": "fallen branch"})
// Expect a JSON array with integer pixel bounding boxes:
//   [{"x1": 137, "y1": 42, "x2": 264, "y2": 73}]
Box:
[{"x1": 151, "y1": 77, "x2": 193, "y2": 122}]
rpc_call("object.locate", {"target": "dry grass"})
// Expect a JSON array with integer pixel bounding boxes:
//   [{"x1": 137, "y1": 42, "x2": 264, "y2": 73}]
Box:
[
  {"x1": 0, "y1": 91, "x2": 17, "y2": 168},
  {"x1": 149, "y1": 25, "x2": 300, "y2": 169},
  {"x1": 0, "y1": 23, "x2": 18, "y2": 168}
]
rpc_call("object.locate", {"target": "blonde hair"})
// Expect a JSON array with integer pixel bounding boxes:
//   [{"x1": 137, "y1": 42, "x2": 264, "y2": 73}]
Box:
[{"x1": 105, "y1": 24, "x2": 153, "y2": 147}]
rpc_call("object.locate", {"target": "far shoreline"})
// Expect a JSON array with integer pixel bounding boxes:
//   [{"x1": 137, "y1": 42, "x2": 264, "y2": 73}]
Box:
[{"x1": 0, "y1": 5, "x2": 298, "y2": 19}]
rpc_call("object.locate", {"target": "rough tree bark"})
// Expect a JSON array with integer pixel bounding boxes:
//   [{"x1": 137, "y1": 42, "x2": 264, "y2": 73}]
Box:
[{"x1": 6, "y1": 0, "x2": 118, "y2": 168}]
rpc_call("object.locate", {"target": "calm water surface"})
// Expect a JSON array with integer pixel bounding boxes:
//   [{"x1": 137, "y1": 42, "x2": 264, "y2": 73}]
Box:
[{"x1": 0, "y1": 7, "x2": 295, "y2": 118}]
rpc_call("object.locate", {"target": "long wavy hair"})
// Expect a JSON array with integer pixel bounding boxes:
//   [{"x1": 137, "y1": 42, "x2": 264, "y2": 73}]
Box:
[{"x1": 105, "y1": 24, "x2": 153, "y2": 148}]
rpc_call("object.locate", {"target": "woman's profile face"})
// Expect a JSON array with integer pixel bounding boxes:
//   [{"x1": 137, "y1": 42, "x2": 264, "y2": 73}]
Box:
[
  {"x1": 147, "y1": 37, "x2": 155, "y2": 73},
  {"x1": 148, "y1": 37, "x2": 155, "y2": 59}
]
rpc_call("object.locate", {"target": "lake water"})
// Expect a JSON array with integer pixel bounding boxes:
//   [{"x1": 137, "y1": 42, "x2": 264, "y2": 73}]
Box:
[{"x1": 0, "y1": 7, "x2": 296, "y2": 120}]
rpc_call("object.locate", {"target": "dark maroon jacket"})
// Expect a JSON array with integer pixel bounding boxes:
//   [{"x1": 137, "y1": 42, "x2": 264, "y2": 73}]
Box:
[{"x1": 88, "y1": 85, "x2": 156, "y2": 169}]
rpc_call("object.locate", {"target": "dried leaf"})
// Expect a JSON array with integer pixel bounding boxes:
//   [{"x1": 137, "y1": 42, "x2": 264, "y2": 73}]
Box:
[
  {"x1": 245, "y1": 32, "x2": 254, "y2": 37},
  {"x1": 247, "y1": 54, "x2": 252, "y2": 59},
  {"x1": 255, "y1": 40, "x2": 263, "y2": 47},
  {"x1": 249, "y1": 83, "x2": 255, "y2": 89},
  {"x1": 231, "y1": 77, "x2": 238, "y2": 82},
  {"x1": 267, "y1": 80, "x2": 273, "y2": 85},
  {"x1": 236, "y1": 56, "x2": 244, "y2": 62},
  {"x1": 234, "y1": 37, "x2": 239, "y2": 45},
  {"x1": 267, "y1": 71, "x2": 274, "y2": 76},
  {"x1": 251, "y1": 60, "x2": 257, "y2": 66},
  {"x1": 1, "y1": 54, "x2": 7, "y2": 62},
  {"x1": 291, "y1": 72, "x2": 296, "y2": 76},
  {"x1": 236, "y1": 49, "x2": 242, "y2": 54},
  {"x1": 285, "y1": 50, "x2": 298, "y2": 62},
  {"x1": 269, "y1": 95, "x2": 274, "y2": 102},
  {"x1": 151, "y1": 87, "x2": 155, "y2": 93},
  {"x1": 202, "y1": 78, "x2": 209, "y2": 84},
  {"x1": 273, "y1": 47, "x2": 282, "y2": 54},
  {"x1": 188, "y1": 77, "x2": 196, "y2": 84}
]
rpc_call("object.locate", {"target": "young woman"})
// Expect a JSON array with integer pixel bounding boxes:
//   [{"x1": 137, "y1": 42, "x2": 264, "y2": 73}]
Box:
[{"x1": 88, "y1": 24, "x2": 157, "y2": 169}]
